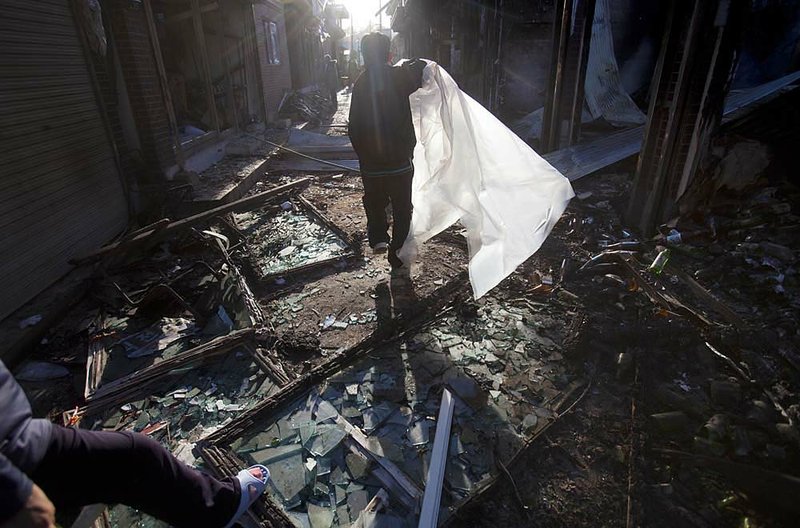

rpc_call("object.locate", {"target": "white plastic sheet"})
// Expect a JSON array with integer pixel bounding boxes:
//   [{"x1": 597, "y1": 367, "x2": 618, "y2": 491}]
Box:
[{"x1": 398, "y1": 61, "x2": 575, "y2": 298}]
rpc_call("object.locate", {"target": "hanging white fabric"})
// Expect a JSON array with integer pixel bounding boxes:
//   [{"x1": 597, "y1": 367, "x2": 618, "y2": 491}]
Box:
[{"x1": 397, "y1": 61, "x2": 575, "y2": 298}]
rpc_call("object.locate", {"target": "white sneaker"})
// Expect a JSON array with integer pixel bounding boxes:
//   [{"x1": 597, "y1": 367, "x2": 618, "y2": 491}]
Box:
[{"x1": 372, "y1": 242, "x2": 389, "y2": 254}]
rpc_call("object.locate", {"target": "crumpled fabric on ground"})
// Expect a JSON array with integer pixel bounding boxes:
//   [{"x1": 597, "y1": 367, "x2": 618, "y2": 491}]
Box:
[{"x1": 397, "y1": 61, "x2": 575, "y2": 298}]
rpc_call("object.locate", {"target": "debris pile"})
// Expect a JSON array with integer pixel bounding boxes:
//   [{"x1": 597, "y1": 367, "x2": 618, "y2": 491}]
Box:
[
  {"x1": 279, "y1": 89, "x2": 336, "y2": 124},
  {"x1": 86, "y1": 345, "x2": 279, "y2": 528},
  {"x1": 550, "y1": 163, "x2": 800, "y2": 527}
]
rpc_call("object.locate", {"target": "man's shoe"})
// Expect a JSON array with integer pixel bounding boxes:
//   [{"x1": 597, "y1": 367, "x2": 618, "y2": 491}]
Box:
[{"x1": 372, "y1": 242, "x2": 389, "y2": 254}]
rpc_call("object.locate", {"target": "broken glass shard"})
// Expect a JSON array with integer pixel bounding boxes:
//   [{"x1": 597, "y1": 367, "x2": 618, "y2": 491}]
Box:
[
  {"x1": 246, "y1": 444, "x2": 305, "y2": 504},
  {"x1": 345, "y1": 453, "x2": 370, "y2": 480},
  {"x1": 347, "y1": 490, "x2": 369, "y2": 522},
  {"x1": 294, "y1": 420, "x2": 317, "y2": 445},
  {"x1": 362, "y1": 402, "x2": 395, "y2": 433},
  {"x1": 334, "y1": 484, "x2": 347, "y2": 505},
  {"x1": 314, "y1": 399, "x2": 339, "y2": 423},
  {"x1": 307, "y1": 425, "x2": 347, "y2": 457},
  {"x1": 307, "y1": 502, "x2": 334, "y2": 528},
  {"x1": 356, "y1": 511, "x2": 406, "y2": 528},
  {"x1": 408, "y1": 419, "x2": 432, "y2": 446},
  {"x1": 317, "y1": 456, "x2": 332, "y2": 476}
]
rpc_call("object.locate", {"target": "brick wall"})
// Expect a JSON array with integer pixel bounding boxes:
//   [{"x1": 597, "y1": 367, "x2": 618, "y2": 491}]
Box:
[
  {"x1": 106, "y1": 0, "x2": 175, "y2": 175},
  {"x1": 253, "y1": 1, "x2": 293, "y2": 122},
  {"x1": 89, "y1": 30, "x2": 141, "y2": 189}
]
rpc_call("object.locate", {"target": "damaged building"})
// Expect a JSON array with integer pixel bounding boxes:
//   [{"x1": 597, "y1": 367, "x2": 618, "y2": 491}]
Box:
[{"x1": 2, "y1": 0, "x2": 800, "y2": 528}]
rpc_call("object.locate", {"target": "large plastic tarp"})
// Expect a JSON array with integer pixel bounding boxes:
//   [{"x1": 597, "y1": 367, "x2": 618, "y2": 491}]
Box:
[{"x1": 398, "y1": 61, "x2": 575, "y2": 298}]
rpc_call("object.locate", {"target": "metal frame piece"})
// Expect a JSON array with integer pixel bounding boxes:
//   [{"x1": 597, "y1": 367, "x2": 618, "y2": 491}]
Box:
[{"x1": 418, "y1": 389, "x2": 455, "y2": 528}]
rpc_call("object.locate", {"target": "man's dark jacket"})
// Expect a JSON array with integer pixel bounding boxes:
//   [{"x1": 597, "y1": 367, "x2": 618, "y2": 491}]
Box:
[{"x1": 348, "y1": 61, "x2": 424, "y2": 176}]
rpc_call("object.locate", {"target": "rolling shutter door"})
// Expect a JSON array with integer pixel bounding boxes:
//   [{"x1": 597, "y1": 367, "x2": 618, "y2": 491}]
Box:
[{"x1": 0, "y1": 0, "x2": 128, "y2": 321}]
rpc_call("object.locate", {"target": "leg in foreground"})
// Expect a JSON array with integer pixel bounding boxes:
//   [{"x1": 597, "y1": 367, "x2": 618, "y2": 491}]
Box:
[{"x1": 31, "y1": 425, "x2": 240, "y2": 528}]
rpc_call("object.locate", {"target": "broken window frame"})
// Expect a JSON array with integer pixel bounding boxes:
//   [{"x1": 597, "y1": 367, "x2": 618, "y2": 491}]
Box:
[
  {"x1": 84, "y1": 254, "x2": 266, "y2": 402},
  {"x1": 72, "y1": 329, "x2": 292, "y2": 426},
  {"x1": 70, "y1": 335, "x2": 291, "y2": 528},
  {"x1": 219, "y1": 194, "x2": 360, "y2": 284}
]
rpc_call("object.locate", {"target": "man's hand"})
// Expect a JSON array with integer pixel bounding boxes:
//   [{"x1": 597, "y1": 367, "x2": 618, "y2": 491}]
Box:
[{"x1": 1, "y1": 485, "x2": 56, "y2": 528}]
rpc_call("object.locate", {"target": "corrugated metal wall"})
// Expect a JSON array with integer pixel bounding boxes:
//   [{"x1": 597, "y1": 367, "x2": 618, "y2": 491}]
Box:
[{"x1": 0, "y1": 0, "x2": 129, "y2": 321}]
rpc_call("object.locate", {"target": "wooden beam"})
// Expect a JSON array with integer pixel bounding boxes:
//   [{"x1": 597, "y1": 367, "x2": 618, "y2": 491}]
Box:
[
  {"x1": 567, "y1": 0, "x2": 596, "y2": 145},
  {"x1": 192, "y1": 0, "x2": 221, "y2": 131},
  {"x1": 71, "y1": 178, "x2": 310, "y2": 265},
  {"x1": 627, "y1": 0, "x2": 747, "y2": 234},
  {"x1": 215, "y1": 15, "x2": 239, "y2": 130},
  {"x1": 541, "y1": 0, "x2": 596, "y2": 152},
  {"x1": 541, "y1": 0, "x2": 571, "y2": 153},
  {"x1": 143, "y1": 0, "x2": 185, "y2": 166},
  {"x1": 83, "y1": 329, "x2": 254, "y2": 405},
  {"x1": 335, "y1": 415, "x2": 424, "y2": 506}
]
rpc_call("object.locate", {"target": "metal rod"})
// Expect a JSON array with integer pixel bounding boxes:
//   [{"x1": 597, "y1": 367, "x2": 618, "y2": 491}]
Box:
[
  {"x1": 242, "y1": 132, "x2": 361, "y2": 173},
  {"x1": 419, "y1": 389, "x2": 455, "y2": 528}
]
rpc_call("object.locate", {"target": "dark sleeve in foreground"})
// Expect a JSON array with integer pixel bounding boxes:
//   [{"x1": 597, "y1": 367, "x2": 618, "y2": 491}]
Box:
[{"x1": 0, "y1": 453, "x2": 32, "y2": 524}]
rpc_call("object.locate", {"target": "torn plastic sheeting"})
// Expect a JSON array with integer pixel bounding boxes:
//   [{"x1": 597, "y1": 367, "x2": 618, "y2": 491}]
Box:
[
  {"x1": 398, "y1": 61, "x2": 574, "y2": 298},
  {"x1": 584, "y1": 0, "x2": 647, "y2": 126}
]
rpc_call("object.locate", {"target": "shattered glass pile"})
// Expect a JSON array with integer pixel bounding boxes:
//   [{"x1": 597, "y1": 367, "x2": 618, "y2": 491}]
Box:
[
  {"x1": 233, "y1": 206, "x2": 349, "y2": 277},
  {"x1": 267, "y1": 286, "x2": 379, "y2": 330},
  {"x1": 84, "y1": 347, "x2": 279, "y2": 528},
  {"x1": 223, "y1": 296, "x2": 576, "y2": 526},
  {"x1": 84, "y1": 348, "x2": 278, "y2": 449}
]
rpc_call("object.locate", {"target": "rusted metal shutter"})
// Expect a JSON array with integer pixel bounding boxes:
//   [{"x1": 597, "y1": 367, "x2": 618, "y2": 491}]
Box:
[{"x1": 0, "y1": 0, "x2": 128, "y2": 321}]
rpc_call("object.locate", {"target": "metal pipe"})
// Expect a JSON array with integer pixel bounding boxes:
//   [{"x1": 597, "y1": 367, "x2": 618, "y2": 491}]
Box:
[{"x1": 242, "y1": 132, "x2": 361, "y2": 173}]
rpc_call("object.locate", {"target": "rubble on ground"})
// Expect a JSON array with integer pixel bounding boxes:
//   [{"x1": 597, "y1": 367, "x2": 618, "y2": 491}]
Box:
[{"x1": 10, "y1": 104, "x2": 800, "y2": 528}]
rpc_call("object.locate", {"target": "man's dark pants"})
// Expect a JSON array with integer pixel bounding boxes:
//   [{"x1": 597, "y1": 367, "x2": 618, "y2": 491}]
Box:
[
  {"x1": 30, "y1": 425, "x2": 239, "y2": 528},
  {"x1": 361, "y1": 170, "x2": 413, "y2": 267}
]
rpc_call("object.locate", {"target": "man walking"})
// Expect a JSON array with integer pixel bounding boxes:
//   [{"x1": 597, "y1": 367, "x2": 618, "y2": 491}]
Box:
[{"x1": 348, "y1": 33, "x2": 425, "y2": 271}]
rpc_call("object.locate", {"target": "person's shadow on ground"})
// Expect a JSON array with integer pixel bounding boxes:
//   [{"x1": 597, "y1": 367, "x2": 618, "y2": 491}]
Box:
[{"x1": 373, "y1": 271, "x2": 419, "y2": 335}]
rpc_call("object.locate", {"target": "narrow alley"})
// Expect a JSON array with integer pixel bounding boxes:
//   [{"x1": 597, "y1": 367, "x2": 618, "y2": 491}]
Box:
[{"x1": 1, "y1": 2, "x2": 800, "y2": 528}]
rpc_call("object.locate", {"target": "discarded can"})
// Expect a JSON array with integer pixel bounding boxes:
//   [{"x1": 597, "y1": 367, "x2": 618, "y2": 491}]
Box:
[
  {"x1": 666, "y1": 229, "x2": 682, "y2": 245},
  {"x1": 648, "y1": 248, "x2": 671, "y2": 274}
]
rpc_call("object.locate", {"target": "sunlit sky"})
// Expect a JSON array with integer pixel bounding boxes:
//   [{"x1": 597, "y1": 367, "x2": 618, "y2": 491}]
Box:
[{"x1": 337, "y1": 0, "x2": 391, "y2": 33}]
